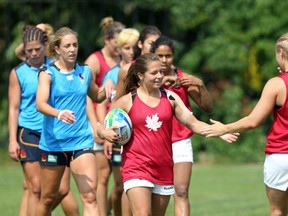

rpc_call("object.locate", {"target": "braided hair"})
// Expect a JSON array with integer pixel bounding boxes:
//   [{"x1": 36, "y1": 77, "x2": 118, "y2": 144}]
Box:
[{"x1": 22, "y1": 25, "x2": 48, "y2": 46}]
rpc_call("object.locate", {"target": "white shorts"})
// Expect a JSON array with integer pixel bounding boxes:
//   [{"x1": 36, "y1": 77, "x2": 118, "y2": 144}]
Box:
[
  {"x1": 172, "y1": 138, "x2": 193, "y2": 163},
  {"x1": 264, "y1": 154, "x2": 288, "y2": 191},
  {"x1": 93, "y1": 142, "x2": 104, "y2": 151},
  {"x1": 123, "y1": 179, "x2": 175, "y2": 195}
]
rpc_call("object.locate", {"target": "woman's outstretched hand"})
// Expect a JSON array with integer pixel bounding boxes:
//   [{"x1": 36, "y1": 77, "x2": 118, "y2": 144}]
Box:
[{"x1": 201, "y1": 119, "x2": 239, "y2": 143}]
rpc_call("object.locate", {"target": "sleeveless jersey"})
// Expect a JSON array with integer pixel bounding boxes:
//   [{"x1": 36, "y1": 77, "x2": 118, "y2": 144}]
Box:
[
  {"x1": 122, "y1": 90, "x2": 174, "y2": 185},
  {"x1": 164, "y1": 68, "x2": 193, "y2": 142},
  {"x1": 266, "y1": 73, "x2": 288, "y2": 153},
  {"x1": 15, "y1": 61, "x2": 48, "y2": 133},
  {"x1": 39, "y1": 62, "x2": 94, "y2": 152},
  {"x1": 93, "y1": 51, "x2": 111, "y2": 86}
]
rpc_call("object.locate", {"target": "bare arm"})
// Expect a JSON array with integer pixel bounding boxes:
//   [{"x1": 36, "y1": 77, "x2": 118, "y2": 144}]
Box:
[
  {"x1": 180, "y1": 72, "x2": 213, "y2": 113},
  {"x1": 112, "y1": 63, "x2": 130, "y2": 102},
  {"x1": 167, "y1": 90, "x2": 238, "y2": 143},
  {"x1": 15, "y1": 43, "x2": 26, "y2": 61},
  {"x1": 8, "y1": 69, "x2": 21, "y2": 161},
  {"x1": 85, "y1": 53, "x2": 100, "y2": 80},
  {"x1": 36, "y1": 71, "x2": 61, "y2": 118},
  {"x1": 36, "y1": 71, "x2": 76, "y2": 124},
  {"x1": 201, "y1": 77, "x2": 282, "y2": 136},
  {"x1": 87, "y1": 71, "x2": 106, "y2": 103},
  {"x1": 86, "y1": 97, "x2": 104, "y2": 144}
]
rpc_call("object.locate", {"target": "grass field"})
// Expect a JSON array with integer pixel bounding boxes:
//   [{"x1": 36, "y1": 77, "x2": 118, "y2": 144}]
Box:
[{"x1": 0, "y1": 158, "x2": 269, "y2": 216}]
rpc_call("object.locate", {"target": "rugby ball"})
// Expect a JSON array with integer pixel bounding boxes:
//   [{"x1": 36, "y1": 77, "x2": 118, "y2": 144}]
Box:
[{"x1": 104, "y1": 108, "x2": 132, "y2": 145}]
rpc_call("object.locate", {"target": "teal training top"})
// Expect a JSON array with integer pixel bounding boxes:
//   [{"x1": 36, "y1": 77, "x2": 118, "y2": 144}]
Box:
[
  {"x1": 15, "y1": 58, "x2": 52, "y2": 132},
  {"x1": 39, "y1": 62, "x2": 94, "y2": 151}
]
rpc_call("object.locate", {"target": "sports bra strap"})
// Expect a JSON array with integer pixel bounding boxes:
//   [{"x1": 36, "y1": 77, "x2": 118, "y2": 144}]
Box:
[{"x1": 131, "y1": 89, "x2": 137, "y2": 103}]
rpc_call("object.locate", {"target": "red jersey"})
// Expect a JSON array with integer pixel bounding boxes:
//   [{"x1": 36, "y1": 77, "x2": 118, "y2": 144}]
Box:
[
  {"x1": 122, "y1": 90, "x2": 174, "y2": 185},
  {"x1": 93, "y1": 51, "x2": 111, "y2": 86},
  {"x1": 164, "y1": 68, "x2": 193, "y2": 142},
  {"x1": 92, "y1": 51, "x2": 111, "y2": 110},
  {"x1": 266, "y1": 73, "x2": 288, "y2": 154}
]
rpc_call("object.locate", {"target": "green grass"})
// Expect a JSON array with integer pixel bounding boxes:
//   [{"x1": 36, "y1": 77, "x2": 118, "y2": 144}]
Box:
[{"x1": 0, "y1": 158, "x2": 269, "y2": 216}]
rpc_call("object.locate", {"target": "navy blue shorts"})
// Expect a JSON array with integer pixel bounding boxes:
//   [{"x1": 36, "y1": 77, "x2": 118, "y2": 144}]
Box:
[
  {"x1": 39, "y1": 148, "x2": 94, "y2": 167},
  {"x1": 110, "y1": 145, "x2": 122, "y2": 166},
  {"x1": 17, "y1": 127, "x2": 41, "y2": 162}
]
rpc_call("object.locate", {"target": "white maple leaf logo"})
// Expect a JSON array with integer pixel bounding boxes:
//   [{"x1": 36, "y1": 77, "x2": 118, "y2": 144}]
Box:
[{"x1": 145, "y1": 113, "x2": 162, "y2": 131}]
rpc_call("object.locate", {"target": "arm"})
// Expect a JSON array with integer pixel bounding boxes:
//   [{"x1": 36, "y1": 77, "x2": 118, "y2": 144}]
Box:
[
  {"x1": 8, "y1": 69, "x2": 21, "y2": 161},
  {"x1": 85, "y1": 53, "x2": 100, "y2": 80},
  {"x1": 112, "y1": 63, "x2": 130, "y2": 102},
  {"x1": 180, "y1": 72, "x2": 213, "y2": 113},
  {"x1": 167, "y1": 90, "x2": 238, "y2": 143},
  {"x1": 15, "y1": 43, "x2": 27, "y2": 61},
  {"x1": 87, "y1": 71, "x2": 106, "y2": 103},
  {"x1": 86, "y1": 97, "x2": 104, "y2": 144},
  {"x1": 36, "y1": 71, "x2": 76, "y2": 124},
  {"x1": 201, "y1": 77, "x2": 282, "y2": 136}
]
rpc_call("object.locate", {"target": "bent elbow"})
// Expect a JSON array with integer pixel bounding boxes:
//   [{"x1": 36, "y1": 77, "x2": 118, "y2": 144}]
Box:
[
  {"x1": 248, "y1": 121, "x2": 259, "y2": 130},
  {"x1": 36, "y1": 102, "x2": 43, "y2": 114}
]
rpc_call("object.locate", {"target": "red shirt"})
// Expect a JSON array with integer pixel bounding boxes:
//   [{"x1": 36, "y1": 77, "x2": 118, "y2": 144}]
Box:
[
  {"x1": 122, "y1": 90, "x2": 174, "y2": 185},
  {"x1": 266, "y1": 73, "x2": 288, "y2": 153},
  {"x1": 93, "y1": 51, "x2": 111, "y2": 86},
  {"x1": 164, "y1": 68, "x2": 193, "y2": 142}
]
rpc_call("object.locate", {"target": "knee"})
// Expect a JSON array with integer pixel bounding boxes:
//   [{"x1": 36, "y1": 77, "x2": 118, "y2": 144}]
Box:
[
  {"x1": 114, "y1": 184, "x2": 124, "y2": 196},
  {"x1": 58, "y1": 185, "x2": 69, "y2": 198},
  {"x1": 270, "y1": 208, "x2": 287, "y2": 216},
  {"x1": 174, "y1": 185, "x2": 189, "y2": 199},
  {"x1": 29, "y1": 183, "x2": 41, "y2": 197},
  {"x1": 41, "y1": 194, "x2": 58, "y2": 209},
  {"x1": 81, "y1": 191, "x2": 97, "y2": 205}
]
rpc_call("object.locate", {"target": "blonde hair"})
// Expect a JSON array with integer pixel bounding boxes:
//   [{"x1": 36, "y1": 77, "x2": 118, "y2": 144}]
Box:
[
  {"x1": 48, "y1": 27, "x2": 78, "y2": 58},
  {"x1": 276, "y1": 33, "x2": 288, "y2": 60},
  {"x1": 36, "y1": 23, "x2": 54, "y2": 36},
  {"x1": 117, "y1": 28, "x2": 139, "y2": 48}
]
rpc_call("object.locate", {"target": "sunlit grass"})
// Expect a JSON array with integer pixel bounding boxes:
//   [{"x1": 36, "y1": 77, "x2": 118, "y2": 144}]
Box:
[{"x1": 0, "y1": 161, "x2": 269, "y2": 215}]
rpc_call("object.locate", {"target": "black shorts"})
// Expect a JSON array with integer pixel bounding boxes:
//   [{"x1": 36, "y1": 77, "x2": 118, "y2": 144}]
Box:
[
  {"x1": 17, "y1": 127, "x2": 41, "y2": 162},
  {"x1": 110, "y1": 145, "x2": 122, "y2": 166},
  {"x1": 39, "y1": 148, "x2": 94, "y2": 167}
]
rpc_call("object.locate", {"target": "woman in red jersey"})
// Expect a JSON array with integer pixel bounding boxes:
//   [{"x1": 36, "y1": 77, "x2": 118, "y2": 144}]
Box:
[
  {"x1": 100, "y1": 53, "x2": 238, "y2": 216},
  {"x1": 201, "y1": 33, "x2": 288, "y2": 216}
]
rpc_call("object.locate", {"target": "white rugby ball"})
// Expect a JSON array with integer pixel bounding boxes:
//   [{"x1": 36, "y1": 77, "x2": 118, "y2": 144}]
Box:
[{"x1": 104, "y1": 108, "x2": 132, "y2": 145}]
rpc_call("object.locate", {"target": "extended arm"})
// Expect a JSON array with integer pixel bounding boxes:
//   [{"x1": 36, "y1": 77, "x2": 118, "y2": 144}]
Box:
[
  {"x1": 167, "y1": 90, "x2": 238, "y2": 143},
  {"x1": 201, "y1": 77, "x2": 282, "y2": 136}
]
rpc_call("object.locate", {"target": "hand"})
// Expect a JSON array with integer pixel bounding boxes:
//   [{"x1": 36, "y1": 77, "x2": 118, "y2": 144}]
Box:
[
  {"x1": 219, "y1": 133, "x2": 239, "y2": 143},
  {"x1": 180, "y1": 73, "x2": 203, "y2": 87},
  {"x1": 162, "y1": 75, "x2": 180, "y2": 87},
  {"x1": 98, "y1": 125, "x2": 120, "y2": 143},
  {"x1": 57, "y1": 110, "x2": 76, "y2": 124},
  {"x1": 104, "y1": 140, "x2": 113, "y2": 160},
  {"x1": 9, "y1": 141, "x2": 20, "y2": 162},
  {"x1": 102, "y1": 79, "x2": 115, "y2": 99},
  {"x1": 201, "y1": 119, "x2": 227, "y2": 137}
]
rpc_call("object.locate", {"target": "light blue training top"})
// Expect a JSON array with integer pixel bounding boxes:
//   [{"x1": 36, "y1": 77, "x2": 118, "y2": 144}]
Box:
[
  {"x1": 39, "y1": 62, "x2": 94, "y2": 152},
  {"x1": 102, "y1": 64, "x2": 120, "y2": 85},
  {"x1": 15, "y1": 57, "x2": 53, "y2": 133}
]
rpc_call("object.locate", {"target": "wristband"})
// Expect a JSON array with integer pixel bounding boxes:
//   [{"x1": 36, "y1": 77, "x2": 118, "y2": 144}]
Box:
[
  {"x1": 57, "y1": 110, "x2": 66, "y2": 120},
  {"x1": 57, "y1": 110, "x2": 73, "y2": 123}
]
